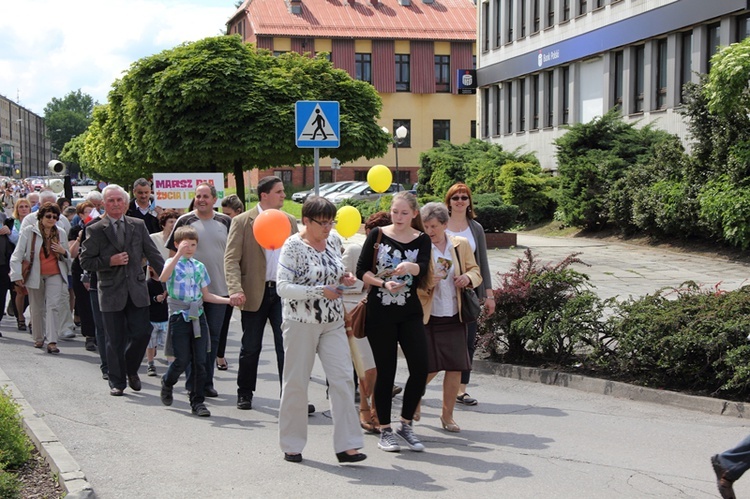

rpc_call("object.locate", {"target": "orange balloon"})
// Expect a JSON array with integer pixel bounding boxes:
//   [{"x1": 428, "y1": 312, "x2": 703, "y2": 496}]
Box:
[{"x1": 254, "y1": 209, "x2": 292, "y2": 250}]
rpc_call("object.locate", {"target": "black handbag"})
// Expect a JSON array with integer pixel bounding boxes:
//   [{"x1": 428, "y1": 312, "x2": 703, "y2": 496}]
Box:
[{"x1": 454, "y1": 245, "x2": 481, "y2": 323}]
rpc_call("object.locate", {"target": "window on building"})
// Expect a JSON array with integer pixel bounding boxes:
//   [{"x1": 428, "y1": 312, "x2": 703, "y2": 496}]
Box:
[
  {"x1": 655, "y1": 38, "x2": 668, "y2": 110},
  {"x1": 274, "y1": 170, "x2": 293, "y2": 184},
  {"x1": 435, "y1": 55, "x2": 450, "y2": 92},
  {"x1": 562, "y1": 0, "x2": 570, "y2": 21},
  {"x1": 578, "y1": 0, "x2": 587, "y2": 16},
  {"x1": 507, "y1": 0, "x2": 514, "y2": 43},
  {"x1": 471, "y1": 120, "x2": 477, "y2": 139},
  {"x1": 354, "y1": 170, "x2": 369, "y2": 181},
  {"x1": 495, "y1": 85, "x2": 502, "y2": 135},
  {"x1": 433, "y1": 120, "x2": 450, "y2": 147},
  {"x1": 393, "y1": 119, "x2": 411, "y2": 148},
  {"x1": 707, "y1": 22, "x2": 721, "y2": 72},
  {"x1": 546, "y1": 70, "x2": 554, "y2": 127},
  {"x1": 595, "y1": 0, "x2": 604, "y2": 8},
  {"x1": 493, "y1": 0, "x2": 502, "y2": 47},
  {"x1": 482, "y1": 88, "x2": 490, "y2": 137},
  {"x1": 506, "y1": 81, "x2": 514, "y2": 133},
  {"x1": 532, "y1": 74, "x2": 540, "y2": 130},
  {"x1": 633, "y1": 45, "x2": 645, "y2": 113},
  {"x1": 738, "y1": 14, "x2": 750, "y2": 41},
  {"x1": 482, "y1": 2, "x2": 490, "y2": 51},
  {"x1": 396, "y1": 54, "x2": 410, "y2": 92},
  {"x1": 533, "y1": 0, "x2": 541, "y2": 33},
  {"x1": 547, "y1": 0, "x2": 555, "y2": 28},
  {"x1": 355, "y1": 53, "x2": 372, "y2": 83},
  {"x1": 273, "y1": 51, "x2": 288, "y2": 57},
  {"x1": 614, "y1": 50, "x2": 624, "y2": 108},
  {"x1": 562, "y1": 67, "x2": 570, "y2": 124},
  {"x1": 680, "y1": 31, "x2": 693, "y2": 103},
  {"x1": 519, "y1": 78, "x2": 526, "y2": 132},
  {"x1": 320, "y1": 171, "x2": 333, "y2": 183},
  {"x1": 521, "y1": 0, "x2": 527, "y2": 38}
]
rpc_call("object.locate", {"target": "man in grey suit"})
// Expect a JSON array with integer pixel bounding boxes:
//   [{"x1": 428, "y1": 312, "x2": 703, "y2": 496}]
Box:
[{"x1": 80, "y1": 184, "x2": 165, "y2": 396}]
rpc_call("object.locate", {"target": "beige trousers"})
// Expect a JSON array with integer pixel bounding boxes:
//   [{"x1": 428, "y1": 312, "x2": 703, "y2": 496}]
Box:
[{"x1": 28, "y1": 273, "x2": 64, "y2": 344}]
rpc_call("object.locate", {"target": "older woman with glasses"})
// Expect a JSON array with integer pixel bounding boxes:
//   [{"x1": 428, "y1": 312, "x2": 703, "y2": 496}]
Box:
[
  {"x1": 418, "y1": 202, "x2": 482, "y2": 432},
  {"x1": 276, "y1": 196, "x2": 365, "y2": 464},
  {"x1": 10, "y1": 202, "x2": 70, "y2": 353},
  {"x1": 445, "y1": 183, "x2": 495, "y2": 406}
]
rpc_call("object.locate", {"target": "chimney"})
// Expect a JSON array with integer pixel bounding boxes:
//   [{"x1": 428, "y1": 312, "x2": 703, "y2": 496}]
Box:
[
  {"x1": 288, "y1": 0, "x2": 302, "y2": 14},
  {"x1": 398, "y1": 0, "x2": 410, "y2": 5},
  {"x1": 422, "y1": 0, "x2": 434, "y2": 3}
]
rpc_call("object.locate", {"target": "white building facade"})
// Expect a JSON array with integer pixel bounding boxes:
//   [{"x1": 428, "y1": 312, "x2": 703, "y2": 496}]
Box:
[{"x1": 476, "y1": 0, "x2": 750, "y2": 171}]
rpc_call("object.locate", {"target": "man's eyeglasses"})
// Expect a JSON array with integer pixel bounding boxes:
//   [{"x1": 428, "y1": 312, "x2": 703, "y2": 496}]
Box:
[
  {"x1": 310, "y1": 219, "x2": 336, "y2": 228},
  {"x1": 43, "y1": 214, "x2": 59, "y2": 220},
  {"x1": 451, "y1": 195, "x2": 470, "y2": 201}
]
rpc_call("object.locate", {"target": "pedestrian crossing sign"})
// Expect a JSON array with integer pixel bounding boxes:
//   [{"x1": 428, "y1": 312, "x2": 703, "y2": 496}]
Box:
[{"x1": 295, "y1": 101, "x2": 340, "y2": 148}]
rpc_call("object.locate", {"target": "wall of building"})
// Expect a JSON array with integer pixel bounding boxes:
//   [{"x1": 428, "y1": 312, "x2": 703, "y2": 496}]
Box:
[{"x1": 0, "y1": 95, "x2": 51, "y2": 178}]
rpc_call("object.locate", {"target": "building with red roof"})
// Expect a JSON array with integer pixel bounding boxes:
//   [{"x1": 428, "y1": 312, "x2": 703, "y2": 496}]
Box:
[{"x1": 227, "y1": 0, "x2": 477, "y2": 189}]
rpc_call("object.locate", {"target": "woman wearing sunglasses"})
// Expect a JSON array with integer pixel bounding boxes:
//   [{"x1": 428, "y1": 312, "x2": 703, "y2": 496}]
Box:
[
  {"x1": 10, "y1": 202, "x2": 71, "y2": 353},
  {"x1": 444, "y1": 183, "x2": 495, "y2": 406}
]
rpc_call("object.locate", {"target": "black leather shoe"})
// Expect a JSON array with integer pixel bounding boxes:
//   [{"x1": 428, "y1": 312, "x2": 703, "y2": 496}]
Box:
[
  {"x1": 192, "y1": 404, "x2": 211, "y2": 417},
  {"x1": 237, "y1": 395, "x2": 253, "y2": 410},
  {"x1": 308, "y1": 403, "x2": 315, "y2": 415},
  {"x1": 284, "y1": 453, "x2": 302, "y2": 463},
  {"x1": 160, "y1": 379, "x2": 173, "y2": 406},
  {"x1": 204, "y1": 387, "x2": 219, "y2": 398},
  {"x1": 110, "y1": 387, "x2": 124, "y2": 396},
  {"x1": 85, "y1": 338, "x2": 97, "y2": 352},
  {"x1": 102, "y1": 372, "x2": 109, "y2": 381},
  {"x1": 127, "y1": 374, "x2": 142, "y2": 391},
  {"x1": 336, "y1": 451, "x2": 367, "y2": 464}
]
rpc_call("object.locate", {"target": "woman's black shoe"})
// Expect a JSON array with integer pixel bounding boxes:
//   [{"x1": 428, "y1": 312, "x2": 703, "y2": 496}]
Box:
[
  {"x1": 284, "y1": 453, "x2": 302, "y2": 463},
  {"x1": 336, "y1": 451, "x2": 367, "y2": 463}
]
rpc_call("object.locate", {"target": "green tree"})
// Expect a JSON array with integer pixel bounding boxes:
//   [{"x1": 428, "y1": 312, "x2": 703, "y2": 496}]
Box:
[
  {"x1": 44, "y1": 89, "x2": 95, "y2": 177},
  {"x1": 497, "y1": 162, "x2": 555, "y2": 225},
  {"x1": 82, "y1": 35, "x2": 388, "y2": 199}
]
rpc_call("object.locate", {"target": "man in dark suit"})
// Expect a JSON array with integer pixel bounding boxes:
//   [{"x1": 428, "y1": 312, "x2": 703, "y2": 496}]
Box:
[{"x1": 80, "y1": 184, "x2": 165, "y2": 396}]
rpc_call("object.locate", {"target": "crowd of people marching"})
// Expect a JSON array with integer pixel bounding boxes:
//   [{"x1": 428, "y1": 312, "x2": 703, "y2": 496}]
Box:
[{"x1": 0, "y1": 177, "x2": 496, "y2": 465}]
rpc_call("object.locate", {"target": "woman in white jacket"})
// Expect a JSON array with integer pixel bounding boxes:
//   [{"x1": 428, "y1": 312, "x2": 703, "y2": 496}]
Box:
[{"x1": 10, "y1": 202, "x2": 70, "y2": 353}]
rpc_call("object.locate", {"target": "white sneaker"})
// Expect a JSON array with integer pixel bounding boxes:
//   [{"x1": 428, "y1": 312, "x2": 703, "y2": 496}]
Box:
[
  {"x1": 396, "y1": 422, "x2": 424, "y2": 452},
  {"x1": 378, "y1": 428, "x2": 401, "y2": 452},
  {"x1": 60, "y1": 330, "x2": 76, "y2": 340}
]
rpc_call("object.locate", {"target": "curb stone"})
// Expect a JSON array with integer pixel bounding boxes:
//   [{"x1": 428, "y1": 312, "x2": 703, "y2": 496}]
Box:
[
  {"x1": 0, "y1": 366, "x2": 95, "y2": 499},
  {"x1": 472, "y1": 358, "x2": 747, "y2": 418}
]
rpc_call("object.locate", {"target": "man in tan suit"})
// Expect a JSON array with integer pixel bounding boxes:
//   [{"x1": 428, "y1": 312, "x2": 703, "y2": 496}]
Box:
[{"x1": 225, "y1": 176, "x2": 298, "y2": 410}]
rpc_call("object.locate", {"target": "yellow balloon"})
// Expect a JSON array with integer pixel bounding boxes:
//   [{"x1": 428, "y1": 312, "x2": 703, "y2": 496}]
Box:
[
  {"x1": 367, "y1": 164, "x2": 392, "y2": 193},
  {"x1": 336, "y1": 205, "x2": 362, "y2": 239}
]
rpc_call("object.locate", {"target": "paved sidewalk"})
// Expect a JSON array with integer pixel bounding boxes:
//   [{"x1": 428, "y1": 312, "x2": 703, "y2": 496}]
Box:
[{"x1": 2, "y1": 232, "x2": 750, "y2": 498}]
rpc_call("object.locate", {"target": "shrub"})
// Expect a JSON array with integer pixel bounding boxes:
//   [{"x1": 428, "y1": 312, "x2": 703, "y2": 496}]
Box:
[
  {"x1": 698, "y1": 176, "x2": 750, "y2": 249},
  {"x1": 0, "y1": 471, "x2": 20, "y2": 499},
  {"x1": 0, "y1": 387, "x2": 32, "y2": 470},
  {"x1": 474, "y1": 204, "x2": 519, "y2": 233},
  {"x1": 477, "y1": 250, "x2": 604, "y2": 362},
  {"x1": 497, "y1": 162, "x2": 556, "y2": 225}
]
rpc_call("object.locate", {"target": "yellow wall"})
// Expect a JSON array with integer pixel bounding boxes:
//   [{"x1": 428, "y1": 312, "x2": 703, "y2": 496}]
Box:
[{"x1": 275, "y1": 38, "x2": 292, "y2": 51}]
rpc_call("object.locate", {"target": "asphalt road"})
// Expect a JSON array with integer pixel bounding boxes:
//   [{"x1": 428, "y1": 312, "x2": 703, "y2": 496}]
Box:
[{"x1": 2, "y1": 233, "x2": 750, "y2": 498}]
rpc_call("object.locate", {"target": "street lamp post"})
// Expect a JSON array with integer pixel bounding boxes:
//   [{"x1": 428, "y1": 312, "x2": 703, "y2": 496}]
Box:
[
  {"x1": 16, "y1": 119, "x2": 23, "y2": 179},
  {"x1": 382, "y1": 125, "x2": 408, "y2": 187}
]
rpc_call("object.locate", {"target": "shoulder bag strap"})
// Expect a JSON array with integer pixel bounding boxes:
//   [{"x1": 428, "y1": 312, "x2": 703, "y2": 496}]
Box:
[{"x1": 371, "y1": 227, "x2": 383, "y2": 273}]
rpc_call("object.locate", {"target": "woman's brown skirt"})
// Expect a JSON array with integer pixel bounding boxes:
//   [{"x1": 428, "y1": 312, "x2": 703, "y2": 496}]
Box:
[{"x1": 425, "y1": 314, "x2": 471, "y2": 373}]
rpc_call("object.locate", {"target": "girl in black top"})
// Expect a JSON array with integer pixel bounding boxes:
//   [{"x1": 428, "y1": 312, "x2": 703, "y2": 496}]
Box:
[{"x1": 357, "y1": 191, "x2": 431, "y2": 453}]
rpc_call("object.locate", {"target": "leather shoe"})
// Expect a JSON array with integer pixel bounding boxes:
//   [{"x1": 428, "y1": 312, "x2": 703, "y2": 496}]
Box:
[
  {"x1": 711, "y1": 454, "x2": 736, "y2": 499},
  {"x1": 204, "y1": 387, "x2": 219, "y2": 398},
  {"x1": 110, "y1": 387, "x2": 124, "y2": 396},
  {"x1": 127, "y1": 374, "x2": 142, "y2": 392},
  {"x1": 101, "y1": 372, "x2": 109, "y2": 381},
  {"x1": 237, "y1": 395, "x2": 253, "y2": 410},
  {"x1": 308, "y1": 403, "x2": 315, "y2": 415},
  {"x1": 336, "y1": 451, "x2": 367, "y2": 464},
  {"x1": 284, "y1": 453, "x2": 302, "y2": 463}
]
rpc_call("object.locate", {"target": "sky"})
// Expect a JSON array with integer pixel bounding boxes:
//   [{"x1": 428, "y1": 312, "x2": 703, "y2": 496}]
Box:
[{"x1": 1, "y1": 0, "x2": 237, "y2": 115}]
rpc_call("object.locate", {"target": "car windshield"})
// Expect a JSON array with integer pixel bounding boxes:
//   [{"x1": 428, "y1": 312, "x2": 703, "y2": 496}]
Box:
[{"x1": 338, "y1": 182, "x2": 367, "y2": 194}]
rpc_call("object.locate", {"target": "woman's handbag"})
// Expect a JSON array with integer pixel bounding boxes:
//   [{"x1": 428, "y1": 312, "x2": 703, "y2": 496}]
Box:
[
  {"x1": 345, "y1": 228, "x2": 383, "y2": 339},
  {"x1": 21, "y1": 233, "x2": 37, "y2": 284},
  {"x1": 454, "y1": 244, "x2": 481, "y2": 323}
]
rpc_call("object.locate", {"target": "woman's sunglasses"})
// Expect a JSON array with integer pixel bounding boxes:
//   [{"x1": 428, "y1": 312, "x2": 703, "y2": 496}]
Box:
[{"x1": 451, "y1": 195, "x2": 470, "y2": 201}]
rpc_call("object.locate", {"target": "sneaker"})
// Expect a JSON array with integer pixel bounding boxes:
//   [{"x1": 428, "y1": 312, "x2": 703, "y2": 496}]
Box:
[
  {"x1": 378, "y1": 428, "x2": 401, "y2": 452},
  {"x1": 160, "y1": 379, "x2": 173, "y2": 406},
  {"x1": 147, "y1": 365, "x2": 157, "y2": 377},
  {"x1": 85, "y1": 337, "x2": 97, "y2": 352},
  {"x1": 396, "y1": 422, "x2": 425, "y2": 452},
  {"x1": 192, "y1": 404, "x2": 211, "y2": 417},
  {"x1": 60, "y1": 330, "x2": 76, "y2": 340}
]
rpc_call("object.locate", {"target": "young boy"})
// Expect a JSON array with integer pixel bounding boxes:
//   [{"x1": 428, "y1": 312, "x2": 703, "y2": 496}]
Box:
[
  {"x1": 159, "y1": 226, "x2": 230, "y2": 417},
  {"x1": 145, "y1": 267, "x2": 168, "y2": 377}
]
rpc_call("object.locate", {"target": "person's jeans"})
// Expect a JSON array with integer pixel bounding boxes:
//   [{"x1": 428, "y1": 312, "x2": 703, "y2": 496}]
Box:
[
  {"x1": 237, "y1": 286, "x2": 284, "y2": 398},
  {"x1": 185, "y1": 301, "x2": 226, "y2": 392},
  {"x1": 164, "y1": 313, "x2": 209, "y2": 408},
  {"x1": 718, "y1": 434, "x2": 750, "y2": 481},
  {"x1": 89, "y1": 289, "x2": 108, "y2": 375}
]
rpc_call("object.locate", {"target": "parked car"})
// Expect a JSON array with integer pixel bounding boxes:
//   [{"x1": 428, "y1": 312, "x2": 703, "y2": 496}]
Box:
[
  {"x1": 296, "y1": 181, "x2": 360, "y2": 203},
  {"x1": 328, "y1": 182, "x2": 404, "y2": 203},
  {"x1": 292, "y1": 182, "x2": 337, "y2": 203}
]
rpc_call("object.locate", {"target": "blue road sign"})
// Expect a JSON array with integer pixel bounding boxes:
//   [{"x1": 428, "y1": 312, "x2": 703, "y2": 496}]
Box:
[{"x1": 295, "y1": 101, "x2": 340, "y2": 148}]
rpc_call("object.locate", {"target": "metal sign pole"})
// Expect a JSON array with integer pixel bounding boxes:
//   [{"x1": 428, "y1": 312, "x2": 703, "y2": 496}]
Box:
[{"x1": 313, "y1": 147, "x2": 320, "y2": 196}]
